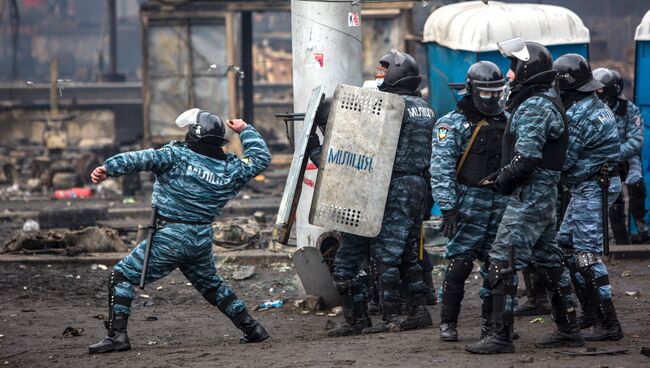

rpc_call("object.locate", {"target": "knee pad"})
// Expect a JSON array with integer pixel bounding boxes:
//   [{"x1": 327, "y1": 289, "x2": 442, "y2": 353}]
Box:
[
  {"x1": 443, "y1": 257, "x2": 473, "y2": 294},
  {"x1": 204, "y1": 286, "x2": 239, "y2": 314}
]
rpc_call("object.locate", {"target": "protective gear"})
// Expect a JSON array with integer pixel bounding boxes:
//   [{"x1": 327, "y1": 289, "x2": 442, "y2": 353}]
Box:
[
  {"x1": 377, "y1": 49, "x2": 422, "y2": 93},
  {"x1": 513, "y1": 267, "x2": 551, "y2": 317},
  {"x1": 493, "y1": 155, "x2": 540, "y2": 195},
  {"x1": 498, "y1": 39, "x2": 554, "y2": 87},
  {"x1": 439, "y1": 257, "x2": 474, "y2": 341},
  {"x1": 553, "y1": 54, "x2": 603, "y2": 92},
  {"x1": 362, "y1": 300, "x2": 402, "y2": 334},
  {"x1": 400, "y1": 305, "x2": 433, "y2": 330},
  {"x1": 88, "y1": 314, "x2": 130, "y2": 354},
  {"x1": 441, "y1": 209, "x2": 459, "y2": 239},
  {"x1": 459, "y1": 61, "x2": 508, "y2": 116},
  {"x1": 329, "y1": 275, "x2": 371, "y2": 337},
  {"x1": 582, "y1": 299, "x2": 623, "y2": 341},
  {"x1": 88, "y1": 270, "x2": 132, "y2": 354},
  {"x1": 593, "y1": 68, "x2": 623, "y2": 106},
  {"x1": 609, "y1": 196, "x2": 629, "y2": 244},
  {"x1": 232, "y1": 310, "x2": 270, "y2": 343},
  {"x1": 465, "y1": 261, "x2": 516, "y2": 354},
  {"x1": 534, "y1": 267, "x2": 584, "y2": 348},
  {"x1": 181, "y1": 109, "x2": 229, "y2": 147}
]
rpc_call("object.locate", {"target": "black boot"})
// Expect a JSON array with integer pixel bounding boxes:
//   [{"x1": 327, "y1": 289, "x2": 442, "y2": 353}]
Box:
[
  {"x1": 534, "y1": 268, "x2": 584, "y2": 349},
  {"x1": 362, "y1": 302, "x2": 401, "y2": 333},
  {"x1": 480, "y1": 297, "x2": 492, "y2": 339},
  {"x1": 232, "y1": 310, "x2": 269, "y2": 343},
  {"x1": 401, "y1": 303, "x2": 433, "y2": 331},
  {"x1": 583, "y1": 300, "x2": 624, "y2": 341},
  {"x1": 88, "y1": 314, "x2": 131, "y2": 354},
  {"x1": 329, "y1": 279, "x2": 369, "y2": 337},
  {"x1": 465, "y1": 261, "x2": 515, "y2": 354},
  {"x1": 576, "y1": 292, "x2": 597, "y2": 329},
  {"x1": 514, "y1": 268, "x2": 551, "y2": 317},
  {"x1": 439, "y1": 257, "x2": 472, "y2": 341}
]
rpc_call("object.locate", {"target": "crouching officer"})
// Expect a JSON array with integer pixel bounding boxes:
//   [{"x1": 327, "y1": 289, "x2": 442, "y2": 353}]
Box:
[
  {"x1": 431, "y1": 61, "x2": 508, "y2": 342},
  {"x1": 466, "y1": 39, "x2": 582, "y2": 354},
  {"x1": 554, "y1": 55, "x2": 624, "y2": 341},
  {"x1": 310, "y1": 50, "x2": 435, "y2": 336},
  {"x1": 593, "y1": 68, "x2": 648, "y2": 244},
  {"x1": 88, "y1": 110, "x2": 271, "y2": 354}
]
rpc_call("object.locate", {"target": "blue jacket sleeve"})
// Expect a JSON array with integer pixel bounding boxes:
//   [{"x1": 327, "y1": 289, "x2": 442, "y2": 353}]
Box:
[
  {"x1": 232, "y1": 125, "x2": 272, "y2": 183},
  {"x1": 511, "y1": 97, "x2": 563, "y2": 160},
  {"x1": 104, "y1": 146, "x2": 175, "y2": 177},
  {"x1": 620, "y1": 103, "x2": 644, "y2": 160},
  {"x1": 562, "y1": 117, "x2": 588, "y2": 173},
  {"x1": 430, "y1": 115, "x2": 463, "y2": 212}
]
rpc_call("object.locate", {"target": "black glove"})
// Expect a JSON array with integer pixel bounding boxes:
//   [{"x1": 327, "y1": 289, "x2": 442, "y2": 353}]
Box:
[
  {"x1": 306, "y1": 132, "x2": 321, "y2": 152},
  {"x1": 491, "y1": 155, "x2": 540, "y2": 195},
  {"x1": 478, "y1": 171, "x2": 500, "y2": 189},
  {"x1": 440, "y1": 209, "x2": 459, "y2": 239}
]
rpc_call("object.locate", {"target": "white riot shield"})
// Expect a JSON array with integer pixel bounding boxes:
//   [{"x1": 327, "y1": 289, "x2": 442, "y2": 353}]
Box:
[{"x1": 309, "y1": 84, "x2": 404, "y2": 237}]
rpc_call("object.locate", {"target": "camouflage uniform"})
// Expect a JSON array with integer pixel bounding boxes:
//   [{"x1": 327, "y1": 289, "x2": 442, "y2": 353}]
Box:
[
  {"x1": 558, "y1": 94, "x2": 622, "y2": 333},
  {"x1": 610, "y1": 100, "x2": 647, "y2": 242},
  {"x1": 329, "y1": 95, "x2": 435, "y2": 321},
  {"x1": 105, "y1": 126, "x2": 271, "y2": 320},
  {"x1": 486, "y1": 88, "x2": 579, "y2": 343},
  {"x1": 430, "y1": 103, "x2": 508, "y2": 332}
]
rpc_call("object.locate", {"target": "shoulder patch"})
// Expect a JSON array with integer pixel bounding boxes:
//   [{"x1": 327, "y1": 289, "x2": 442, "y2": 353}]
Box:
[{"x1": 437, "y1": 123, "x2": 451, "y2": 141}]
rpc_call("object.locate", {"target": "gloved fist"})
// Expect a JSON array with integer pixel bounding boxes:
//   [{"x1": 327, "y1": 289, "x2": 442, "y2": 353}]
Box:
[
  {"x1": 227, "y1": 119, "x2": 248, "y2": 134},
  {"x1": 494, "y1": 173, "x2": 516, "y2": 195},
  {"x1": 440, "y1": 208, "x2": 459, "y2": 239},
  {"x1": 478, "y1": 171, "x2": 500, "y2": 189},
  {"x1": 91, "y1": 166, "x2": 108, "y2": 185}
]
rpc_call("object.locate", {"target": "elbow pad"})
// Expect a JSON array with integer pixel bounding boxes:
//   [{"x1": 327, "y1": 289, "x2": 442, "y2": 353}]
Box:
[{"x1": 495, "y1": 155, "x2": 540, "y2": 194}]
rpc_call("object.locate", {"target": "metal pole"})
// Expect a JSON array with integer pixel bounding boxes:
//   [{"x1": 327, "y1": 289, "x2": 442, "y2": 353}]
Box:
[
  {"x1": 291, "y1": 0, "x2": 363, "y2": 248},
  {"x1": 49, "y1": 59, "x2": 58, "y2": 114},
  {"x1": 241, "y1": 11, "x2": 254, "y2": 124},
  {"x1": 108, "y1": 0, "x2": 117, "y2": 77}
]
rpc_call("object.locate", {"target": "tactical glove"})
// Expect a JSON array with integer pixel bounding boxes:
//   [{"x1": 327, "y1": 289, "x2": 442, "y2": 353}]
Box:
[{"x1": 441, "y1": 209, "x2": 459, "y2": 239}]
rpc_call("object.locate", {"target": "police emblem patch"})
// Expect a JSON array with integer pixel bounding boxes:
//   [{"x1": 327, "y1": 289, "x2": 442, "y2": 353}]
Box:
[
  {"x1": 242, "y1": 157, "x2": 252, "y2": 165},
  {"x1": 437, "y1": 124, "x2": 451, "y2": 141}
]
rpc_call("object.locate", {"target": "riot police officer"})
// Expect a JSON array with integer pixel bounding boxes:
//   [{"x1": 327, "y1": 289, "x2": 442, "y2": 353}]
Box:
[
  {"x1": 430, "y1": 61, "x2": 509, "y2": 342},
  {"x1": 466, "y1": 39, "x2": 583, "y2": 354},
  {"x1": 554, "y1": 56, "x2": 623, "y2": 341},
  {"x1": 593, "y1": 68, "x2": 648, "y2": 244},
  {"x1": 313, "y1": 50, "x2": 435, "y2": 336}
]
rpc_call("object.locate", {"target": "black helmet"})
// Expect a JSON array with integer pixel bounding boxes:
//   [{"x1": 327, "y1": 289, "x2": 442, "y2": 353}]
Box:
[
  {"x1": 553, "y1": 53, "x2": 603, "y2": 92},
  {"x1": 498, "y1": 38, "x2": 555, "y2": 86},
  {"x1": 593, "y1": 67, "x2": 624, "y2": 99},
  {"x1": 459, "y1": 61, "x2": 507, "y2": 116},
  {"x1": 179, "y1": 109, "x2": 228, "y2": 147},
  {"x1": 376, "y1": 49, "x2": 421, "y2": 92}
]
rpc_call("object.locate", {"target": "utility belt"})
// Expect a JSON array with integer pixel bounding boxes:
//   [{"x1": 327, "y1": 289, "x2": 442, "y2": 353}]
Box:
[
  {"x1": 587, "y1": 164, "x2": 618, "y2": 182},
  {"x1": 157, "y1": 214, "x2": 213, "y2": 226}
]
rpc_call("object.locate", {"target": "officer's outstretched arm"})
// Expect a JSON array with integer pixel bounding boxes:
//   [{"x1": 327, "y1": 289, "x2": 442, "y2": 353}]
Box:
[
  {"x1": 104, "y1": 147, "x2": 175, "y2": 178},
  {"x1": 235, "y1": 125, "x2": 272, "y2": 182},
  {"x1": 620, "y1": 105, "x2": 644, "y2": 160}
]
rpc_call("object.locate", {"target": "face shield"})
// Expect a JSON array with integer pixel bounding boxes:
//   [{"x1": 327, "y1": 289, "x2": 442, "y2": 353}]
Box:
[
  {"x1": 472, "y1": 80, "x2": 509, "y2": 116},
  {"x1": 497, "y1": 37, "x2": 530, "y2": 62}
]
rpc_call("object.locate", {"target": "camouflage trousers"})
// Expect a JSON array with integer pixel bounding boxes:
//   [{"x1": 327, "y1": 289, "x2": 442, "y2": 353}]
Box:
[
  {"x1": 559, "y1": 177, "x2": 621, "y2": 301},
  {"x1": 111, "y1": 222, "x2": 245, "y2": 318},
  {"x1": 333, "y1": 176, "x2": 429, "y2": 305},
  {"x1": 625, "y1": 155, "x2": 643, "y2": 184},
  {"x1": 440, "y1": 186, "x2": 507, "y2": 303},
  {"x1": 489, "y1": 175, "x2": 575, "y2": 314}
]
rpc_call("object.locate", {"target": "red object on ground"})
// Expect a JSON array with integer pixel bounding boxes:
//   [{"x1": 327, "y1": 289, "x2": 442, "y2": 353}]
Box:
[{"x1": 53, "y1": 187, "x2": 95, "y2": 199}]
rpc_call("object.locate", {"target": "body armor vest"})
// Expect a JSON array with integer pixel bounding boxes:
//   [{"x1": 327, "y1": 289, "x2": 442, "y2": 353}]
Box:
[
  {"x1": 457, "y1": 118, "x2": 506, "y2": 187},
  {"x1": 502, "y1": 92, "x2": 569, "y2": 171}
]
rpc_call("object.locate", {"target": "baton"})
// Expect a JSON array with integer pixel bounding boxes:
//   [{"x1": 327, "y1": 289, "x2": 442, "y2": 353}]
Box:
[
  {"x1": 139, "y1": 207, "x2": 158, "y2": 289},
  {"x1": 598, "y1": 165, "x2": 610, "y2": 256}
]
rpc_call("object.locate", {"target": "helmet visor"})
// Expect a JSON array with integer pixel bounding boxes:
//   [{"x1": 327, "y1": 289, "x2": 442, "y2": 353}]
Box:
[
  {"x1": 472, "y1": 82, "x2": 508, "y2": 116},
  {"x1": 497, "y1": 37, "x2": 530, "y2": 62}
]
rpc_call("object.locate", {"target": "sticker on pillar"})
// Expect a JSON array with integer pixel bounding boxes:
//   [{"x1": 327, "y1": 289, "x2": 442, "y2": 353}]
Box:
[
  {"x1": 348, "y1": 12, "x2": 360, "y2": 27},
  {"x1": 314, "y1": 52, "x2": 324, "y2": 68}
]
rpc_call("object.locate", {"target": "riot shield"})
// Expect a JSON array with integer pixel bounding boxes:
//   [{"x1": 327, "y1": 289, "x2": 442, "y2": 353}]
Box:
[
  {"x1": 291, "y1": 246, "x2": 342, "y2": 309},
  {"x1": 275, "y1": 85, "x2": 325, "y2": 244},
  {"x1": 309, "y1": 84, "x2": 404, "y2": 237}
]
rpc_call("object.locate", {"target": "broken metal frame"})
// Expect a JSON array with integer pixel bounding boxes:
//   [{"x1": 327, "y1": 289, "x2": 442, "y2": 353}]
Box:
[{"x1": 275, "y1": 85, "x2": 324, "y2": 245}]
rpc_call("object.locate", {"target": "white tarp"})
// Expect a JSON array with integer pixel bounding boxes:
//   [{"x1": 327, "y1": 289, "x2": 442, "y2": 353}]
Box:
[
  {"x1": 635, "y1": 9, "x2": 650, "y2": 41},
  {"x1": 423, "y1": 1, "x2": 590, "y2": 52}
]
